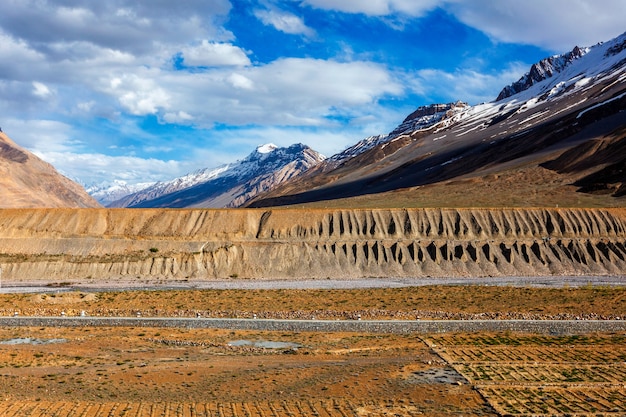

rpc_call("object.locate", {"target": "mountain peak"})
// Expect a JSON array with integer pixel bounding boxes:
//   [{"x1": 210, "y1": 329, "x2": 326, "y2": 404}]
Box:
[
  {"x1": 496, "y1": 45, "x2": 588, "y2": 101},
  {"x1": 391, "y1": 101, "x2": 469, "y2": 136}
]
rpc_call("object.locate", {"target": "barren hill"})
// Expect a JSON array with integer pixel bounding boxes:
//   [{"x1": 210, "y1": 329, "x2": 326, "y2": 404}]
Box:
[
  {"x1": 0, "y1": 132, "x2": 100, "y2": 208},
  {"x1": 0, "y1": 207, "x2": 624, "y2": 283}
]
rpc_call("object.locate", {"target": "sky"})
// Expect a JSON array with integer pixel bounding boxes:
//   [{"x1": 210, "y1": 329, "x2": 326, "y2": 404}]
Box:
[{"x1": 0, "y1": 0, "x2": 625, "y2": 187}]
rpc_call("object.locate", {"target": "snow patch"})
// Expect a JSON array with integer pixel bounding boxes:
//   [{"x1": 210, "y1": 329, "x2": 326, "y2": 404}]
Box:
[
  {"x1": 257, "y1": 143, "x2": 278, "y2": 154},
  {"x1": 576, "y1": 91, "x2": 626, "y2": 119}
]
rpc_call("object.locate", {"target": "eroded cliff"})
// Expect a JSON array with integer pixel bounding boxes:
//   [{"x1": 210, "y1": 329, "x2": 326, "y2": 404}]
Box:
[{"x1": 0, "y1": 208, "x2": 625, "y2": 282}]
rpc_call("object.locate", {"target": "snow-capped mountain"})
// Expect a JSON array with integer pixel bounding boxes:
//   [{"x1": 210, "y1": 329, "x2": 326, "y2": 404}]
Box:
[
  {"x1": 86, "y1": 180, "x2": 156, "y2": 206},
  {"x1": 249, "y1": 31, "x2": 626, "y2": 207},
  {"x1": 496, "y1": 46, "x2": 588, "y2": 100},
  {"x1": 108, "y1": 143, "x2": 325, "y2": 208},
  {"x1": 328, "y1": 102, "x2": 468, "y2": 166}
]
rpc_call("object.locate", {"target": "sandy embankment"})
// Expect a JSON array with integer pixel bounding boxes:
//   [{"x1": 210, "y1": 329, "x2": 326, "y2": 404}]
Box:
[{"x1": 0, "y1": 207, "x2": 624, "y2": 286}]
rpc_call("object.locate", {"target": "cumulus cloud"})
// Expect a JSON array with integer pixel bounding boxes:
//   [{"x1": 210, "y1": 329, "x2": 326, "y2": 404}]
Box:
[
  {"x1": 254, "y1": 8, "x2": 316, "y2": 37},
  {"x1": 0, "y1": 0, "x2": 233, "y2": 57},
  {"x1": 32, "y1": 81, "x2": 53, "y2": 98},
  {"x1": 2, "y1": 118, "x2": 78, "y2": 153},
  {"x1": 36, "y1": 151, "x2": 184, "y2": 185},
  {"x1": 175, "y1": 58, "x2": 401, "y2": 126},
  {"x1": 105, "y1": 73, "x2": 171, "y2": 116},
  {"x1": 181, "y1": 41, "x2": 251, "y2": 67},
  {"x1": 88, "y1": 58, "x2": 402, "y2": 127}
]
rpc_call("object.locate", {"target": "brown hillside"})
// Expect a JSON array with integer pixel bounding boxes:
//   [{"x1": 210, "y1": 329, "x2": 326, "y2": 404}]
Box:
[{"x1": 0, "y1": 132, "x2": 100, "y2": 208}]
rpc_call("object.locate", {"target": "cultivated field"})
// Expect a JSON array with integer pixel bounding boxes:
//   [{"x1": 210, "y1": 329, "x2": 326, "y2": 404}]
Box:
[{"x1": 429, "y1": 333, "x2": 626, "y2": 416}]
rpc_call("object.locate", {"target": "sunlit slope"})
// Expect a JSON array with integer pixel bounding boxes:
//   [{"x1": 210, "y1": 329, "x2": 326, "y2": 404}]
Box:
[{"x1": 0, "y1": 207, "x2": 624, "y2": 281}]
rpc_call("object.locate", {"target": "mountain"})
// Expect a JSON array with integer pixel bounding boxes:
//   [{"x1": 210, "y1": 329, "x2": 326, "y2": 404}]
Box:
[
  {"x1": 86, "y1": 180, "x2": 156, "y2": 206},
  {"x1": 248, "y1": 32, "x2": 626, "y2": 208},
  {"x1": 109, "y1": 143, "x2": 325, "y2": 208},
  {"x1": 496, "y1": 46, "x2": 587, "y2": 100},
  {"x1": 327, "y1": 101, "x2": 468, "y2": 167},
  {"x1": 0, "y1": 131, "x2": 100, "y2": 208}
]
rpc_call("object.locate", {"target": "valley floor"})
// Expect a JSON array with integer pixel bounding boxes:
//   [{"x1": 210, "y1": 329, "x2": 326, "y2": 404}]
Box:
[{"x1": 0, "y1": 284, "x2": 624, "y2": 416}]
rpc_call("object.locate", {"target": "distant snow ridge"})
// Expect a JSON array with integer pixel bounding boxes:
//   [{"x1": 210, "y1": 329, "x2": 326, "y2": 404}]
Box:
[
  {"x1": 87, "y1": 180, "x2": 156, "y2": 206},
  {"x1": 328, "y1": 134, "x2": 390, "y2": 162},
  {"x1": 108, "y1": 143, "x2": 325, "y2": 208}
]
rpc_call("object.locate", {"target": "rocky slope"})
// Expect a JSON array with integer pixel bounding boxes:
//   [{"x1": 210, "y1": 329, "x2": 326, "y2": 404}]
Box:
[
  {"x1": 496, "y1": 46, "x2": 587, "y2": 100},
  {"x1": 248, "y1": 32, "x2": 626, "y2": 208},
  {"x1": 109, "y1": 143, "x2": 324, "y2": 208},
  {"x1": 0, "y1": 132, "x2": 100, "y2": 208},
  {"x1": 0, "y1": 207, "x2": 624, "y2": 282}
]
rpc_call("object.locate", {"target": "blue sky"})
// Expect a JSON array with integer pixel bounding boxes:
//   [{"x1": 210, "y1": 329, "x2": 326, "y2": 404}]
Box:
[{"x1": 0, "y1": 0, "x2": 624, "y2": 186}]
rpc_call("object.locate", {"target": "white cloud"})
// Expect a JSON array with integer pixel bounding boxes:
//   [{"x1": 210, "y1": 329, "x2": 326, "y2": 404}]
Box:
[
  {"x1": 254, "y1": 8, "x2": 316, "y2": 37},
  {"x1": 181, "y1": 41, "x2": 251, "y2": 67},
  {"x1": 302, "y1": 0, "x2": 441, "y2": 16},
  {"x1": 2, "y1": 118, "x2": 77, "y2": 153},
  {"x1": 305, "y1": 0, "x2": 626, "y2": 52},
  {"x1": 36, "y1": 151, "x2": 184, "y2": 186},
  {"x1": 162, "y1": 111, "x2": 194, "y2": 124},
  {"x1": 446, "y1": 0, "x2": 626, "y2": 51},
  {"x1": 227, "y1": 73, "x2": 255, "y2": 90},
  {"x1": 32, "y1": 81, "x2": 52, "y2": 98},
  {"x1": 105, "y1": 73, "x2": 171, "y2": 116},
  {"x1": 107, "y1": 58, "x2": 403, "y2": 127},
  {"x1": 0, "y1": 0, "x2": 233, "y2": 57}
]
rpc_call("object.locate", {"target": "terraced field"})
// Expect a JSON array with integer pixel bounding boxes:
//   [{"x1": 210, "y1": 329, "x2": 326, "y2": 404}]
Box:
[{"x1": 428, "y1": 334, "x2": 626, "y2": 416}]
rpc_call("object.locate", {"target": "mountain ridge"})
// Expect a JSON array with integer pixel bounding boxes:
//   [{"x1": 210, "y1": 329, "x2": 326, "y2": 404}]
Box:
[
  {"x1": 108, "y1": 143, "x2": 325, "y2": 208},
  {"x1": 496, "y1": 45, "x2": 588, "y2": 100}
]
